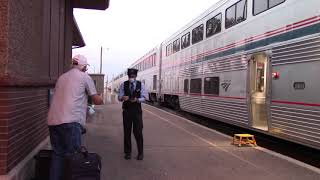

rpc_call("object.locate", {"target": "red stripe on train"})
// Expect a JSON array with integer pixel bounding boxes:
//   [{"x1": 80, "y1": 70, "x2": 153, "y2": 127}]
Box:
[
  {"x1": 272, "y1": 100, "x2": 320, "y2": 107},
  {"x1": 167, "y1": 92, "x2": 246, "y2": 100},
  {"x1": 165, "y1": 92, "x2": 320, "y2": 107}
]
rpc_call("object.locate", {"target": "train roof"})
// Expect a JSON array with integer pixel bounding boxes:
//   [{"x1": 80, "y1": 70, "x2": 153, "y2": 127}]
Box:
[
  {"x1": 130, "y1": 46, "x2": 159, "y2": 67},
  {"x1": 162, "y1": 0, "x2": 229, "y2": 44}
]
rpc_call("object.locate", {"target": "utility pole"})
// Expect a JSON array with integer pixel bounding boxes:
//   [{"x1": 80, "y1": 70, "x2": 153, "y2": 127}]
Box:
[{"x1": 100, "y1": 46, "x2": 103, "y2": 74}]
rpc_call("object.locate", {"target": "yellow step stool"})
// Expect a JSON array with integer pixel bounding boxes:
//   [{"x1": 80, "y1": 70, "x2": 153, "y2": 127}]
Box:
[{"x1": 233, "y1": 134, "x2": 257, "y2": 147}]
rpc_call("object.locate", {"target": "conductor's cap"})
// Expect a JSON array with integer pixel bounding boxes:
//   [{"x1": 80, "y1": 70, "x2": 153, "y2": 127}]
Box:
[{"x1": 127, "y1": 68, "x2": 138, "y2": 76}]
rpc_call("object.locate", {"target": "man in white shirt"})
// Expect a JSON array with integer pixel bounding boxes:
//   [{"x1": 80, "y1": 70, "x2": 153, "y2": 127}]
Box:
[{"x1": 47, "y1": 54, "x2": 103, "y2": 180}]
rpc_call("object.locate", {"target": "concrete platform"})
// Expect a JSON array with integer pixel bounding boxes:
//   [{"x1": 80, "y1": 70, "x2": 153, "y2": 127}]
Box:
[{"x1": 84, "y1": 103, "x2": 320, "y2": 180}]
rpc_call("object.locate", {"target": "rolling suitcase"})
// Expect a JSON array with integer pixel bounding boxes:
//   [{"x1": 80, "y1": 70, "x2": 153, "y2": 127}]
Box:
[
  {"x1": 64, "y1": 147, "x2": 102, "y2": 180},
  {"x1": 34, "y1": 149, "x2": 53, "y2": 180}
]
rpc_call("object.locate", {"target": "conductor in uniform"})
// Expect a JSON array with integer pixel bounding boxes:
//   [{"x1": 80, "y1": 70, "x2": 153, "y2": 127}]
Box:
[{"x1": 118, "y1": 68, "x2": 147, "y2": 160}]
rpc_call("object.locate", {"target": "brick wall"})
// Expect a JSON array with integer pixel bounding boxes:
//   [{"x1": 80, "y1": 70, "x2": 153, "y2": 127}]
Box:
[
  {"x1": 0, "y1": 0, "x2": 9, "y2": 175},
  {"x1": 0, "y1": 0, "x2": 75, "y2": 175},
  {"x1": 0, "y1": 87, "x2": 49, "y2": 174},
  {"x1": 0, "y1": 0, "x2": 8, "y2": 76}
]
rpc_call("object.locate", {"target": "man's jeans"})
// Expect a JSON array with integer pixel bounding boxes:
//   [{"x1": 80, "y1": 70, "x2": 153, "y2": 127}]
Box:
[{"x1": 49, "y1": 122, "x2": 81, "y2": 180}]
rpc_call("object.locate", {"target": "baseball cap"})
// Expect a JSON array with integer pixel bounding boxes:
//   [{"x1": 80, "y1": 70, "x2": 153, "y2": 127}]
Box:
[{"x1": 72, "y1": 54, "x2": 89, "y2": 66}]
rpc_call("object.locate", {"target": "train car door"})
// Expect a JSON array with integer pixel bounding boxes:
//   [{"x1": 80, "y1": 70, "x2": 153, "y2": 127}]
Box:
[
  {"x1": 248, "y1": 52, "x2": 271, "y2": 131},
  {"x1": 153, "y1": 75, "x2": 157, "y2": 91}
]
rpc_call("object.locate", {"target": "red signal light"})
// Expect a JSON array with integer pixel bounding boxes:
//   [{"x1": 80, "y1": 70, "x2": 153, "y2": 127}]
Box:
[{"x1": 272, "y1": 72, "x2": 280, "y2": 79}]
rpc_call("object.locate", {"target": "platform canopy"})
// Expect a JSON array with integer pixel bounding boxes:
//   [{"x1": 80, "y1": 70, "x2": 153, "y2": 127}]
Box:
[
  {"x1": 72, "y1": 0, "x2": 110, "y2": 48},
  {"x1": 73, "y1": 0, "x2": 110, "y2": 10},
  {"x1": 72, "y1": 17, "x2": 85, "y2": 49}
]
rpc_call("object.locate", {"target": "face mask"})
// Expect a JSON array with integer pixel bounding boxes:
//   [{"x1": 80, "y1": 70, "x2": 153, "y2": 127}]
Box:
[
  {"x1": 129, "y1": 78, "x2": 135, "y2": 82},
  {"x1": 81, "y1": 66, "x2": 88, "y2": 72}
]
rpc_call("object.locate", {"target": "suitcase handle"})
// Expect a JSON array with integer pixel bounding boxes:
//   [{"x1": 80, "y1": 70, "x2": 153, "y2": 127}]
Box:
[{"x1": 79, "y1": 146, "x2": 89, "y2": 158}]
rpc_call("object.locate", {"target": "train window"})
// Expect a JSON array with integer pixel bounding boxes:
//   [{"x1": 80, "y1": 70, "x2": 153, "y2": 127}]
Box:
[
  {"x1": 151, "y1": 57, "x2": 153, "y2": 67},
  {"x1": 166, "y1": 46, "x2": 168, "y2": 56},
  {"x1": 181, "y1": 32, "x2": 190, "y2": 49},
  {"x1": 226, "y1": 5, "x2": 236, "y2": 29},
  {"x1": 190, "y1": 78, "x2": 202, "y2": 94},
  {"x1": 204, "y1": 77, "x2": 220, "y2": 95},
  {"x1": 153, "y1": 75, "x2": 157, "y2": 90},
  {"x1": 253, "y1": 0, "x2": 285, "y2": 15},
  {"x1": 269, "y1": 0, "x2": 285, "y2": 8},
  {"x1": 253, "y1": 0, "x2": 268, "y2": 15},
  {"x1": 192, "y1": 24, "x2": 204, "y2": 44},
  {"x1": 236, "y1": 0, "x2": 247, "y2": 23},
  {"x1": 166, "y1": 43, "x2": 173, "y2": 56},
  {"x1": 173, "y1": 39, "x2": 181, "y2": 53},
  {"x1": 184, "y1": 79, "x2": 189, "y2": 93},
  {"x1": 206, "y1": 13, "x2": 222, "y2": 38},
  {"x1": 226, "y1": 0, "x2": 247, "y2": 29},
  {"x1": 151, "y1": 56, "x2": 154, "y2": 67},
  {"x1": 293, "y1": 82, "x2": 305, "y2": 90}
]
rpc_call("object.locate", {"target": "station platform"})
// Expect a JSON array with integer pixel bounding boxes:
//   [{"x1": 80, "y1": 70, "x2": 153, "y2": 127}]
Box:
[{"x1": 84, "y1": 103, "x2": 320, "y2": 180}]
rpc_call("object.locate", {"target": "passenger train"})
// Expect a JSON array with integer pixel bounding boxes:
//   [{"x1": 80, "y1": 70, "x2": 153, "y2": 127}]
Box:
[{"x1": 111, "y1": 0, "x2": 320, "y2": 150}]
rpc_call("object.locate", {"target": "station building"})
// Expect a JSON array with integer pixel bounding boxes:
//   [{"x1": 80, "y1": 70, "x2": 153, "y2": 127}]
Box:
[{"x1": 0, "y1": 0, "x2": 110, "y2": 179}]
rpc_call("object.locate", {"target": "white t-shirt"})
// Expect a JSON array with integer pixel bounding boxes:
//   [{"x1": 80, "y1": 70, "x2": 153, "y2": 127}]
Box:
[{"x1": 47, "y1": 68, "x2": 97, "y2": 126}]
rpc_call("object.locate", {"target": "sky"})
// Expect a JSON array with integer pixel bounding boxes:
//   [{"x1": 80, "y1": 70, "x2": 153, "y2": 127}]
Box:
[{"x1": 72, "y1": 0, "x2": 220, "y2": 81}]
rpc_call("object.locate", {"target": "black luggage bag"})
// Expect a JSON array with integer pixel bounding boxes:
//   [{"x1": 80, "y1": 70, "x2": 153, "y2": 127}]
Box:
[
  {"x1": 34, "y1": 149, "x2": 53, "y2": 180},
  {"x1": 64, "y1": 147, "x2": 102, "y2": 180}
]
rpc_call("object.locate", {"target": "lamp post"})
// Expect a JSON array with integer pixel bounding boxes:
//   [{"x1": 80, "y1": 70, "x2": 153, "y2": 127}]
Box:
[
  {"x1": 100, "y1": 46, "x2": 102, "y2": 74},
  {"x1": 100, "y1": 46, "x2": 109, "y2": 74}
]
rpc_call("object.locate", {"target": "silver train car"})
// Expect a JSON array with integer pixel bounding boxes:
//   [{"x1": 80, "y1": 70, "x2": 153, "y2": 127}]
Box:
[
  {"x1": 130, "y1": 47, "x2": 160, "y2": 102},
  {"x1": 113, "y1": 0, "x2": 320, "y2": 150},
  {"x1": 111, "y1": 70, "x2": 127, "y2": 94}
]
